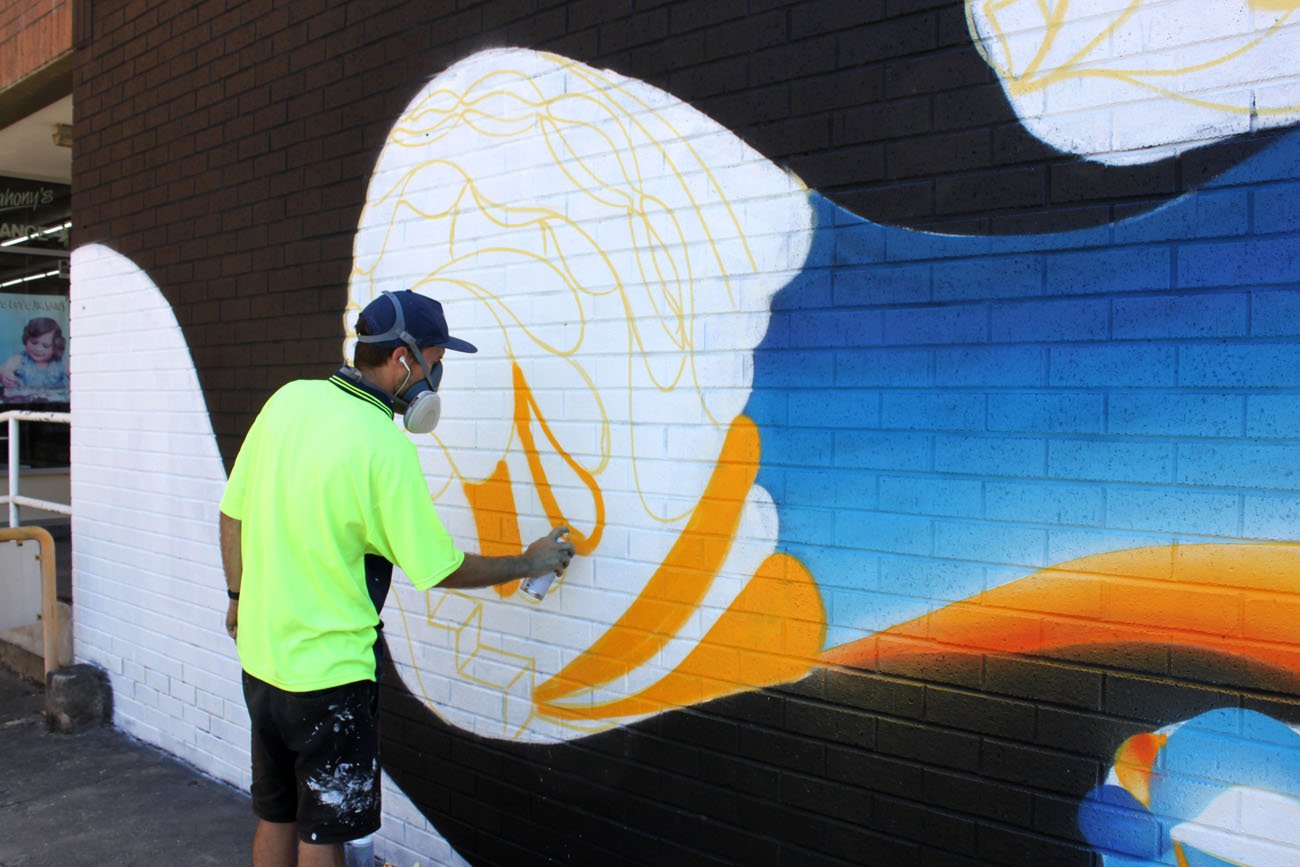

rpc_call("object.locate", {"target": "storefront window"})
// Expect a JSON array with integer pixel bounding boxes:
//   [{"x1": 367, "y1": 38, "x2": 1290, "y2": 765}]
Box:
[{"x1": 0, "y1": 177, "x2": 71, "y2": 469}]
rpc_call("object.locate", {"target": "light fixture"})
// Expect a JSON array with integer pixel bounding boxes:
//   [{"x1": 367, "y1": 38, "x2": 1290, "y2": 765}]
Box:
[
  {"x1": 0, "y1": 221, "x2": 72, "y2": 248},
  {"x1": 0, "y1": 269, "x2": 61, "y2": 289},
  {"x1": 52, "y1": 124, "x2": 72, "y2": 148}
]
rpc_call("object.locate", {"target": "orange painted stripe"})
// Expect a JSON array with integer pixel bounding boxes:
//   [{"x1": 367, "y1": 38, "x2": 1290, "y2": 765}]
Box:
[
  {"x1": 537, "y1": 552, "x2": 824, "y2": 720},
  {"x1": 463, "y1": 459, "x2": 523, "y2": 598},
  {"x1": 534, "y1": 415, "x2": 763, "y2": 708},
  {"x1": 1114, "y1": 732, "x2": 1168, "y2": 807},
  {"x1": 514, "y1": 363, "x2": 604, "y2": 554},
  {"x1": 822, "y1": 543, "x2": 1300, "y2": 679}
]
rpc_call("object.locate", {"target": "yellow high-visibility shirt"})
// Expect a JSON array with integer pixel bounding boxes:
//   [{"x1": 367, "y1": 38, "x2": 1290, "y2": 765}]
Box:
[{"x1": 220, "y1": 372, "x2": 463, "y2": 692}]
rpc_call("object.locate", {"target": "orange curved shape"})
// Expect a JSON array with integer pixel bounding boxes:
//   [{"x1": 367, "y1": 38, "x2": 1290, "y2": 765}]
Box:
[
  {"x1": 463, "y1": 459, "x2": 523, "y2": 598},
  {"x1": 537, "y1": 552, "x2": 824, "y2": 720},
  {"x1": 1114, "y1": 732, "x2": 1168, "y2": 807},
  {"x1": 534, "y1": 414, "x2": 763, "y2": 708},
  {"x1": 513, "y1": 363, "x2": 604, "y2": 554},
  {"x1": 822, "y1": 543, "x2": 1300, "y2": 680}
]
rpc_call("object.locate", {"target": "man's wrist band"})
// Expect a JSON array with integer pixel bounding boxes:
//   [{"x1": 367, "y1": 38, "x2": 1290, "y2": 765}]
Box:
[{"x1": 227, "y1": 589, "x2": 240, "y2": 601}]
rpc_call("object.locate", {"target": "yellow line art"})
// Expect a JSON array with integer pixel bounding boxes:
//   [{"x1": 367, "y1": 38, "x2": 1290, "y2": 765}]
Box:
[
  {"x1": 1042, "y1": 0, "x2": 1143, "y2": 90},
  {"x1": 425, "y1": 592, "x2": 549, "y2": 734},
  {"x1": 350, "y1": 51, "x2": 813, "y2": 736},
  {"x1": 350, "y1": 59, "x2": 762, "y2": 521},
  {"x1": 968, "y1": 0, "x2": 1300, "y2": 114},
  {"x1": 1017, "y1": 0, "x2": 1077, "y2": 86},
  {"x1": 390, "y1": 569, "x2": 614, "y2": 739}
]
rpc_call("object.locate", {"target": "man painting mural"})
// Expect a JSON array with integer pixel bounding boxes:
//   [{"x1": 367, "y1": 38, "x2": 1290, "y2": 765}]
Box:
[{"x1": 218, "y1": 289, "x2": 575, "y2": 867}]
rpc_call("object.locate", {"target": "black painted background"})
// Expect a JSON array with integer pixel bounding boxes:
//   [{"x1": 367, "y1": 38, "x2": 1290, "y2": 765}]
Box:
[{"x1": 379, "y1": 641, "x2": 1300, "y2": 866}]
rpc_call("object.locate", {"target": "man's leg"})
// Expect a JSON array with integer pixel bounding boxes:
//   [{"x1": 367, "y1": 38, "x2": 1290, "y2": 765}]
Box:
[
  {"x1": 252, "y1": 819, "x2": 298, "y2": 867},
  {"x1": 244, "y1": 673, "x2": 301, "y2": 866},
  {"x1": 298, "y1": 840, "x2": 346, "y2": 867},
  {"x1": 295, "y1": 681, "x2": 382, "y2": 855}
]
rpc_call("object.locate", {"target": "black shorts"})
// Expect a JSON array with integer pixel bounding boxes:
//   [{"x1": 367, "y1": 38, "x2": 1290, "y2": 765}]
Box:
[{"x1": 241, "y1": 671, "x2": 381, "y2": 845}]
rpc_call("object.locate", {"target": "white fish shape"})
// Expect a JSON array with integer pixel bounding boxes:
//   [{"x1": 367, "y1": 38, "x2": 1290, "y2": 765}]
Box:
[{"x1": 349, "y1": 48, "x2": 816, "y2": 743}]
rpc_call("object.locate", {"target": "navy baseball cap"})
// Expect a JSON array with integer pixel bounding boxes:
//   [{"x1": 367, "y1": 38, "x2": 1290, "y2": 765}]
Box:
[{"x1": 356, "y1": 290, "x2": 477, "y2": 353}]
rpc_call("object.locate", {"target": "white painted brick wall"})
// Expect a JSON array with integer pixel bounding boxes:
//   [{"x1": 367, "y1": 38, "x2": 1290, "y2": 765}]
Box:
[{"x1": 70, "y1": 243, "x2": 247, "y2": 786}]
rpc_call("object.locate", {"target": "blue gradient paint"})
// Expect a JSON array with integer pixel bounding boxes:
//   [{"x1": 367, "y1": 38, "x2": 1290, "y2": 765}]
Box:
[{"x1": 745, "y1": 129, "x2": 1300, "y2": 649}]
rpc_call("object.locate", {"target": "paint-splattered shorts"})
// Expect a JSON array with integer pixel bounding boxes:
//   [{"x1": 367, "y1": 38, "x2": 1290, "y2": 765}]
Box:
[{"x1": 241, "y1": 671, "x2": 381, "y2": 845}]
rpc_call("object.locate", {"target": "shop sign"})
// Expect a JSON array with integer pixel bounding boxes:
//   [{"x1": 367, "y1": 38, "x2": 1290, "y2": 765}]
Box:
[{"x1": 0, "y1": 177, "x2": 71, "y2": 243}]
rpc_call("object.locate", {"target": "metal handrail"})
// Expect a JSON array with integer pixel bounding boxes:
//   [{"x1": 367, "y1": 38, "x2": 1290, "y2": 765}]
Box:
[
  {"x1": 0, "y1": 525, "x2": 64, "y2": 677},
  {"x1": 0, "y1": 409, "x2": 71, "y2": 527}
]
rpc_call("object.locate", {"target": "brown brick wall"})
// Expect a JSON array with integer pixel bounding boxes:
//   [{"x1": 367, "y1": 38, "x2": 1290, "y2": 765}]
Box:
[{"x1": 0, "y1": 0, "x2": 71, "y2": 93}]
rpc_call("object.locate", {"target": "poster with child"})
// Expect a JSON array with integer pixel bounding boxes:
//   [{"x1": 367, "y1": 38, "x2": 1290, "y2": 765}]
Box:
[{"x1": 0, "y1": 293, "x2": 69, "y2": 405}]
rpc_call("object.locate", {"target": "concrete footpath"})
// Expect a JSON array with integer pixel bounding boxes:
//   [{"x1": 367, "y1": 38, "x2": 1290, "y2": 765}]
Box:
[{"x1": 0, "y1": 664, "x2": 256, "y2": 866}]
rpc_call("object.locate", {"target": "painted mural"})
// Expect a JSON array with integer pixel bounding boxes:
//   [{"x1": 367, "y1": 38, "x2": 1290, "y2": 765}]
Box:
[
  {"x1": 341, "y1": 44, "x2": 1300, "y2": 863},
  {"x1": 71, "y1": 4, "x2": 1300, "y2": 866}
]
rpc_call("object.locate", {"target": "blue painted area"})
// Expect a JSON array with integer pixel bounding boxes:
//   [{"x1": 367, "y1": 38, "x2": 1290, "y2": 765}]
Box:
[
  {"x1": 1077, "y1": 785, "x2": 1164, "y2": 863},
  {"x1": 1045, "y1": 246, "x2": 1172, "y2": 296},
  {"x1": 1255, "y1": 180, "x2": 1300, "y2": 233},
  {"x1": 1252, "y1": 287, "x2": 1300, "y2": 336},
  {"x1": 745, "y1": 128, "x2": 1300, "y2": 648},
  {"x1": 1178, "y1": 237, "x2": 1300, "y2": 287},
  {"x1": 932, "y1": 254, "x2": 1042, "y2": 300},
  {"x1": 1078, "y1": 709, "x2": 1300, "y2": 866},
  {"x1": 1111, "y1": 293, "x2": 1248, "y2": 340},
  {"x1": 1112, "y1": 189, "x2": 1250, "y2": 243}
]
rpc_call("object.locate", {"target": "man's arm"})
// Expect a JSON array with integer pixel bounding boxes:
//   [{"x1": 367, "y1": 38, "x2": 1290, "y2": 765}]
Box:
[
  {"x1": 219, "y1": 511, "x2": 242, "y2": 639},
  {"x1": 438, "y1": 525, "x2": 575, "y2": 590}
]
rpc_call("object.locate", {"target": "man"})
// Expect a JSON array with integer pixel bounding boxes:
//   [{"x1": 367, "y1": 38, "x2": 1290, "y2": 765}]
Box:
[{"x1": 219, "y1": 289, "x2": 575, "y2": 867}]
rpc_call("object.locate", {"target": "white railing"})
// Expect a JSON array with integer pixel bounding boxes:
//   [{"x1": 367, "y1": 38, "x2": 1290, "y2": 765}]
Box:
[{"x1": 1, "y1": 410, "x2": 72, "y2": 527}]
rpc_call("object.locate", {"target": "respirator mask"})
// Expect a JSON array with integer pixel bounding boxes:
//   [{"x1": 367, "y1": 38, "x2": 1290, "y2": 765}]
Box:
[{"x1": 355, "y1": 291, "x2": 444, "y2": 434}]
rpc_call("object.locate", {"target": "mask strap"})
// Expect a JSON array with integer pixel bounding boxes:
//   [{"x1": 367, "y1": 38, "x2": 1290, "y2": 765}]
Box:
[{"x1": 404, "y1": 347, "x2": 441, "y2": 396}]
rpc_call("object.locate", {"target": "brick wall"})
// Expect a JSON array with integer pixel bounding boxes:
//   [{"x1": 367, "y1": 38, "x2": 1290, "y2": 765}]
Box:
[
  {"x1": 72, "y1": 3, "x2": 1300, "y2": 866},
  {"x1": 0, "y1": 0, "x2": 70, "y2": 93}
]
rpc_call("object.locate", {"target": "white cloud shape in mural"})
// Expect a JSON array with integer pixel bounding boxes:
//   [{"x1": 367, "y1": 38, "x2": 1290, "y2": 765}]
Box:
[
  {"x1": 966, "y1": 0, "x2": 1300, "y2": 164},
  {"x1": 1171, "y1": 787, "x2": 1300, "y2": 866},
  {"x1": 349, "y1": 48, "x2": 814, "y2": 742},
  {"x1": 69, "y1": 244, "x2": 243, "y2": 774}
]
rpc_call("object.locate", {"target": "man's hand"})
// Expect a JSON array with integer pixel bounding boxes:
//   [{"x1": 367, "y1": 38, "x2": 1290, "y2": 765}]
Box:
[
  {"x1": 441, "y1": 525, "x2": 578, "y2": 590},
  {"x1": 219, "y1": 512, "x2": 242, "y2": 641},
  {"x1": 524, "y1": 526, "x2": 575, "y2": 577}
]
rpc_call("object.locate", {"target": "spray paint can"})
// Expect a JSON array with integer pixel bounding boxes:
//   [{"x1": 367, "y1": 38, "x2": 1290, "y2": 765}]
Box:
[
  {"x1": 519, "y1": 571, "x2": 557, "y2": 601},
  {"x1": 344, "y1": 835, "x2": 374, "y2": 866},
  {"x1": 520, "y1": 529, "x2": 568, "y2": 601}
]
